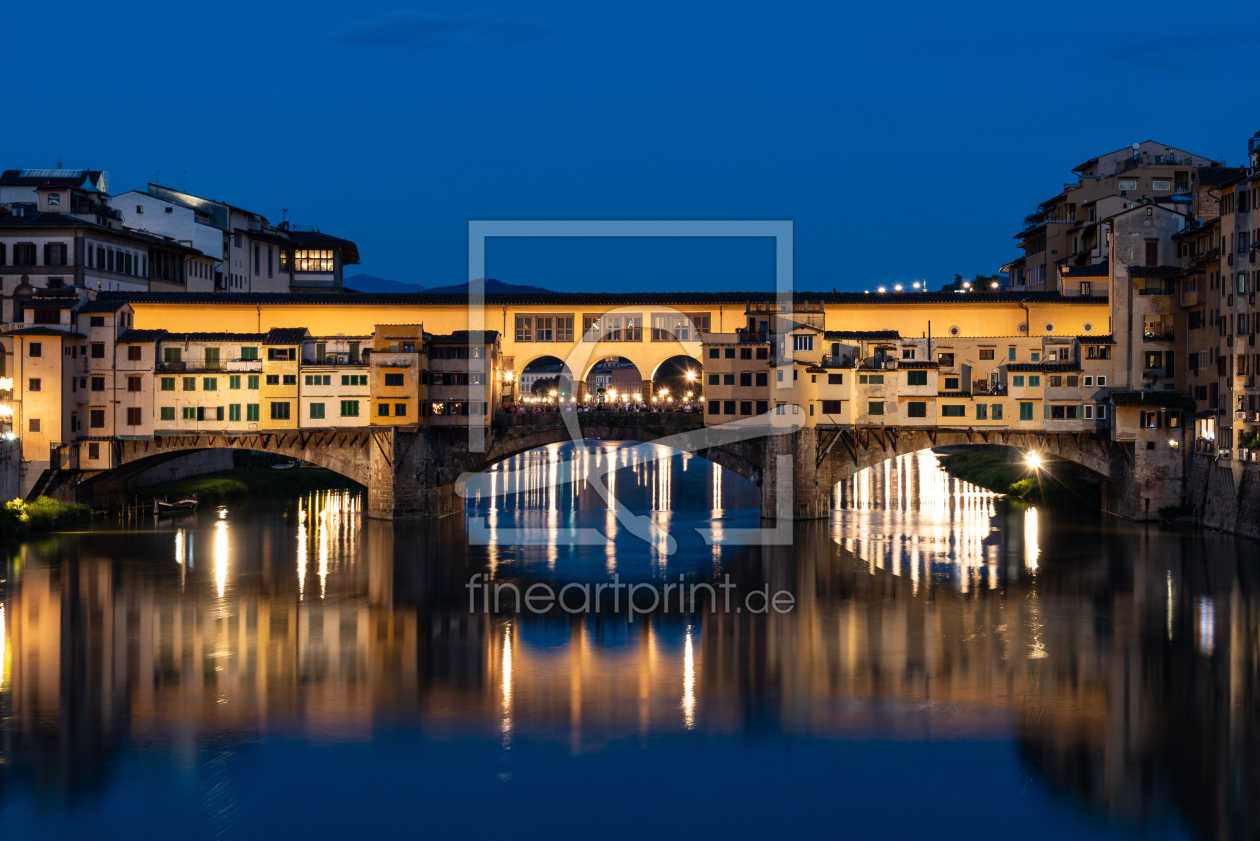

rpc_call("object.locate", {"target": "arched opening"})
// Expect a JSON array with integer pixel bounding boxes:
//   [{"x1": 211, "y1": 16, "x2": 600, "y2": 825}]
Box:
[
  {"x1": 518, "y1": 356, "x2": 576, "y2": 406},
  {"x1": 651, "y1": 355, "x2": 704, "y2": 409},
  {"x1": 584, "y1": 357, "x2": 643, "y2": 407}
]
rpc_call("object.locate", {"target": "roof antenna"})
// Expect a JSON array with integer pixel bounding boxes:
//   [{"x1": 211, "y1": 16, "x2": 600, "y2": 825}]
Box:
[
  {"x1": 56, "y1": 158, "x2": 62, "y2": 169},
  {"x1": 282, "y1": 208, "x2": 288, "y2": 221}
]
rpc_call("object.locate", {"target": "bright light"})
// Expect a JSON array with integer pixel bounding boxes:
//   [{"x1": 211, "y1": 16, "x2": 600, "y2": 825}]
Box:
[
  {"x1": 877, "y1": 286, "x2": 886, "y2": 293},
  {"x1": 893, "y1": 284, "x2": 903, "y2": 292},
  {"x1": 912, "y1": 281, "x2": 921, "y2": 289},
  {"x1": 0, "y1": 405, "x2": 12, "y2": 418},
  {"x1": 685, "y1": 371, "x2": 696, "y2": 381},
  {"x1": 1169, "y1": 439, "x2": 1179, "y2": 448},
  {"x1": 549, "y1": 390, "x2": 557, "y2": 397},
  {"x1": 1025, "y1": 451, "x2": 1043, "y2": 470},
  {"x1": 991, "y1": 281, "x2": 999, "y2": 289},
  {"x1": 503, "y1": 371, "x2": 514, "y2": 382},
  {"x1": 962, "y1": 280, "x2": 971, "y2": 288},
  {"x1": 0, "y1": 378, "x2": 12, "y2": 391}
]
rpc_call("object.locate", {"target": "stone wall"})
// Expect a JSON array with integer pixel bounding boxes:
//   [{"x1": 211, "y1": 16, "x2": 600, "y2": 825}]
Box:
[
  {"x1": 1189, "y1": 453, "x2": 1260, "y2": 540},
  {"x1": 0, "y1": 437, "x2": 20, "y2": 502}
]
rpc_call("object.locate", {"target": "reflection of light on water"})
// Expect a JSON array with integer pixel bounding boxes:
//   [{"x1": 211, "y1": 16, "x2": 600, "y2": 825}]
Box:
[
  {"x1": 501, "y1": 625, "x2": 513, "y2": 743},
  {"x1": 214, "y1": 520, "x2": 228, "y2": 598},
  {"x1": 297, "y1": 501, "x2": 307, "y2": 601},
  {"x1": 835, "y1": 452, "x2": 1000, "y2": 591},
  {"x1": 1024, "y1": 507, "x2": 1040, "y2": 572},
  {"x1": 1198, "y1": 597, "x2": 1215, "y2": 655},
  {"x1": 318, "y1": 504, "x2": 329, "y2": 599},
  {"x1": 0, "y1": 604, "x2": 7, "y2": 692},
  {"x1": 1167, "y1": 571, "x2": 1175, "y2": 641},
  {"x1": 682, "y1": 625, "x2": 696, "y2": 729}
]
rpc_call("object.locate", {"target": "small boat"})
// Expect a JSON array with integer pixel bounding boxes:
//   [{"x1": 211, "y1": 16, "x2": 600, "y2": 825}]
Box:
[
  {"x1": 155, "y1": 495, "x2": 198, "y2": 515},
  {"x1": 271, "y1": 461, "x2": 299, "y2": 470}
]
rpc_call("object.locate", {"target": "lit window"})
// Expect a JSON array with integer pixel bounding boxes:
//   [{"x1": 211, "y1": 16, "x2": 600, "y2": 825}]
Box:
[{"x1": 293, "y1": 249, "x2": 334, "y2": 272}]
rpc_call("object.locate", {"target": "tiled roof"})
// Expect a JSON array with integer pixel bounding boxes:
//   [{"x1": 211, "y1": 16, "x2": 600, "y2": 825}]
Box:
[
  {"x1": 898, "y1": 361, "x2": 939, "y2": 369},
  {"x1": 1060, "y1": 264, "x2": 1109, "y2": 277},
  {"x1": 824, "y1": 330, "x2": 901, "y2": 341},
  {"x1": 116, "y1": 329, "x2": 169, "y2": 343},
  {"x1": 1110, "y1": 390, "x2": 1196, "y2": 408},
  {"x1": 1197, "y1": 166, "x2": 1246, "y2": 187},
  {"x1": 0, "y1": 212, "x2": 102, "y2": 228},
  {"x1": 76, "y1": 300, "x2": 128, "y2": 313},
  {"x1": 1128, "y1": 265, "x2": 1184, "y2": 278},
  {"x1": 0, "y1": 169, "x2": 103, "y2": 187},
  {"x1": 25, "y1": 300, "x2": 77, "y2": 309},
  {"x1": 1078, "y1": 334, "x2": 1115, "y2": 344},
  {"x1": 265, "y1": 327, "x2": 309, "y2": 345},
  {"x1": 8, "y1": 326, "x2": 86, "y2": 338},
  {"x1": 163, "y1": 332, "x2": 267, "y2": 343},
  {"x1": 427, "y1": 330, "x2": 501, "y2": 343},
  {"x1": 99, "y1": 290, "x2": 1111, "y2": 307},
  {"x1": 1008, "y1": 362, "x2": 1081, "y2": 372}
]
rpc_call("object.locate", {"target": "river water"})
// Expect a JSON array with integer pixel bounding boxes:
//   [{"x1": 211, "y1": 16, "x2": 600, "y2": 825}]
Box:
[{"x1": 0, "y1": 445, "x2": 1256, "y2": 840}]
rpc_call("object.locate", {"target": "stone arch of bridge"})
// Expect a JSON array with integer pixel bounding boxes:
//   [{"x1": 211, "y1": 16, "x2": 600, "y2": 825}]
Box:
[
  {"x1": 110, "y1": 433, "x2": 374, "y2": 486},
  {"x1": 818, "y1": 427, "x2": 1118, "y2": 488}
]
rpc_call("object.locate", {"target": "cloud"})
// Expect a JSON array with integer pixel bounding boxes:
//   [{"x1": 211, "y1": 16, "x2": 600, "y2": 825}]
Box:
[{"x1": 334, "y1": 10, "x2": 550, "y2": 49}]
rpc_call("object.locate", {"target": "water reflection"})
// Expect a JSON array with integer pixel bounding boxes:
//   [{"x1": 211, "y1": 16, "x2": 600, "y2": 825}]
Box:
[{"x1": 0, "y1": 449, "x2": 1256, "y2": 839}]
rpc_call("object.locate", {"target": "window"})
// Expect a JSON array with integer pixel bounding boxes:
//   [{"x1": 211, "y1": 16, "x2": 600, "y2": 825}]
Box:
[
  {"x1": 707, "y1": 374, "x2": 719, "y2": 386},
  {"x1": 32, "y1": 308, "x2": 59, "y2": 325},
  {"x1": 29, "y1": 343, "x2": 41, "y2": 358},
  {"x1": 282, "y1": 374, "x2": 297, "y2": 385},
  {"x1": 90, "y1": 409, "x2": 105, "y2": 428},
  {"x1": 556, "y1": 317, "x2": 574, "y2": 342},
  {"x1": 739, "y1": 401, "x2": 752, "y2": 415},
  {"x1": 1119, "y1": 179, "x2": 1137, "y2": 191},
  {"x1": 310, "y1": 403, "x2": 326, "y2": 420},
  {"x1": 28, "y1": 378, "x2": 41, "y2": 392},
  {"x1": 902, "y1": 348, "x2": 916, "y2": 360},
  {"x1": 976, "y1": 404, "x2": 988, "y2": 420},
  {"x1": 183, "y1": 377, "x2": 196, "y2": 391},
  {"x1": 991, "y1": 403, "x2": 1003, "y2": 420},
  {"x1": 266, "y1": 375, "x2": 280, "y2": 385},
  {"x1": 1013, "y1": 375, "x2": 1025, "y2": 387},
  {"x1": 906, "y1": 370, "x2": 927, "y2": 386},
  {"x1": 384, "y1": 373, "x2": 404, "y2": 387},
  {"x1": 248, "y1": 375, "x2": 259, "y2": 390},
  {"x1": 378, "y1": 403, "x2": 391, "y2": 416},
  {"x1": 792, "y1": 335, "x2": 813, "y2": 352},
  {"x1": 739, "y1": 372, "x2": 752, "y2": 387},
  {"x1": 340, "y1": 400, "x2": 360, "y2": 417},
  {"x1": 127, "y1": 376, "x2": 142, "y2": 392},
  {"x1": 937, "y1": 353, "x2": 954, "y2": 367},
  {"x1": 828, "y1": 374, "x2": 843, "y2": 385},
  {"x1": 246, "y1": 404, "x2": 259, "y2": 422},
  {"x1": 740, "y1": 348, "x2": 752, "y2": 360},
  {"x1": 1152, "y1": 179, "x2": 1171, "y2": 191},
  {"x1": 267, "y1": 348, "x2": 295, "y2": 361},
  {"x1": 819, "y1": 400, "x2": 842, "y2": 414},
  {"x1": 721, "y1": 348, "x2": 734, "y2": 359},
  {"x1": 395, "y1": 403, "x2": 408, "y2": 416},
  {"x1": 708, "y1": 348, "x2": 719, "y2": 359},
  {"x1": 1019, "y1": 402, "x2": 1034, "y2": 421},
  {"x1": 979, "y1": 349, "x2": 994, "y2": 360},
  {"x1": 941, "y1": 404, "x2": 965, "y2": 417},
  {"x1": 1008, "y1": 347, "x2": 1016, "y2": 361},
  {"x1": 13, "y1": 243, "x2": 36, "y2": 265},
  {"x1": 128, "y1": 345, "x2": 142, "y2": 361},
  {"x1": 723, "y1": 401, "x2": 736, "y2": 415},
  {"x1": 160, "y1": 407, "x2": 175, "y2": 421},
  {"x1": 1029, "y1": 376, "x2": 1041, "y2": 387},
  {"x1": 126, "y1": 407, "x2": 142, "y2": 426},
  {"x1": 723, "y1": 374, "x2": 735, "y2": 385},
  {"x1": 28, "y1": 419, "x2": 40, "y2": 433},
  {"x1": 708, "y1": 400, "x2": 720, "y2": 415},
  {"x1": 944, "y1": 377, "x2": 959, "y2": 390},
  {"x1": 161, "y1": 377, "x2": 175, "y2": 391},
  {"x1": 907, "y1": 401, "x2": 927, "y2": 417},
  {"x1": 203, "y1": 377, "x2": 218, "y2": 391},
  {"x1": 1030, "y1": 351, "x2": 1040, "y2": 362},
  {"x1": 294, "y1": 250, "x2": 334, "y2": 272},
  {"x1": 221, "y1": 404, "x2": 237, "y2": 423},
  {"x1": 859, "y1": 374, "x2": 884, "y2": 385},
  {"x1": 270, "y1": 402, "x2": 291, "y2": 420},
  {"x1": 1080, "y1": 282, "x2": 1092, "y2": 296},
  {"x1": 41, "y1": 243, "x2": 65, "y2": 266},
  {"x1": 755, "y1": 400, "x2": 768, "y2": 415},
  {"x1": 868, "y1": 401, "x2": 884, "y2": 416}
]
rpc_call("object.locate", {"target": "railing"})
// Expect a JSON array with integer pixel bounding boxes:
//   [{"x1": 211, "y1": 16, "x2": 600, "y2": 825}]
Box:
[
  {"x1": 820, "y1": 355, "x2": 854, "y2": 368},
  {"x1": 735, "y1": 329, "x2": 767, "y2": 343},
  {"x1": 1143, "y1": 330, "x2": 1175, "y2": 341},
  {"x1": 156, "y1": 360, "x2": 262, "y2": 373},
  {"x1": 303, "y1": 356, "x2": 365, "y2": 366}
]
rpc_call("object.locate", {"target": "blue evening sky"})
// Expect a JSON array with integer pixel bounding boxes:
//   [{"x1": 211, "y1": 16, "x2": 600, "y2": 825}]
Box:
[{"x1": 9, "y1": 1, "x2": 1257, "y2": 292}]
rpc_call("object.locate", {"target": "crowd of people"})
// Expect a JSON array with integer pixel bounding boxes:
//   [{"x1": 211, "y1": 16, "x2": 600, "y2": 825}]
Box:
[{"x1": 502, "y1": 399, "x2": 701, "y2": 414}]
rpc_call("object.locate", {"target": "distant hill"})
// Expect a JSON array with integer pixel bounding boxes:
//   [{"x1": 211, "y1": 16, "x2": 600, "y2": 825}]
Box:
[
  {"x1": 422, "y1": 278, "x2": 553, "y2": 295},
  {"x1": 342, "y1": 275, "x2": 551, "y2": 296},
  {"x1": 343, "y1": 274, "x2": 427, "y2": 293}
]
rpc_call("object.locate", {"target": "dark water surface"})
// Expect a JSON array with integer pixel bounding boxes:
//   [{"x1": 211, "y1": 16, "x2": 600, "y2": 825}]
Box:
[{"x1": 0, "y1": 445, "x2": 1256, "y2": 840}]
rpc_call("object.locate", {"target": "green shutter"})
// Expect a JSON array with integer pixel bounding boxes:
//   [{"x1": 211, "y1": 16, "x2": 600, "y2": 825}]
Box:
[
  {"x1": 161, "y1": 377, "x2": 175, "y2": 391},
  {"x1": 241, "y1": 347, "x2": 258, "y2": 361},
  {"x1": 229, "y1": 375, "x2": 241, "y2": 389},
  {"x1": 248, "y1": 375, "x2": 259, "y2": 390},
  {"x1": 229, "y1": 404, "x2": 241, "y2": 422},
  {"x1": 183, "y1": 377, "x2": 196, "y2": 391},
  {"x1": 203, "y1": 377, "x2": 216, "y2": 391},
  {"x1": 246, "y1": 404, "x2": 259, "y2": 422},
  {"x1": 160, "y1": 407, "x2": 175, "y2": 421}
]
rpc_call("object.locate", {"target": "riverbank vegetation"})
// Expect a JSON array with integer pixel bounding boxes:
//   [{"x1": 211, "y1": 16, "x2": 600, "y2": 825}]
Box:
[
  {"x1": 134, "y1": 467, "x2": 361, "y2": 505},
  {"x1": 0, "y1": 496, "x2": 95, "y2": 536},
  {"x1": 936, "y1": 448, "x2": 1101, "y2": 510}
]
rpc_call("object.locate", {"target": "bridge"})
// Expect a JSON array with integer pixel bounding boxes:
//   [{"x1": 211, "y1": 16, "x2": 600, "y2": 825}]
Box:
[{"x1": 69, "y1": 412, "x2": 1136, "y2": 519}]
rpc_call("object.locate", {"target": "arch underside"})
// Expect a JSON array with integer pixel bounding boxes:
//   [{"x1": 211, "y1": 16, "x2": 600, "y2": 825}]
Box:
[
  {"x1": 114, "y1": 432, "x2": 373, "y2": 487},
  {"x1": 821, "y1": 427, "x2": 1119, "y2": 483}
]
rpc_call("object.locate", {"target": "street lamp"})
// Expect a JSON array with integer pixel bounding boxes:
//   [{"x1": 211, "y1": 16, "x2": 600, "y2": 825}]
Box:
[
  {"x1": 893, "y1": 284, "x2": 903, "y2": 292},
  {"x1": 1025, "y1": 451, "x2": 1043, "y2": 470}
]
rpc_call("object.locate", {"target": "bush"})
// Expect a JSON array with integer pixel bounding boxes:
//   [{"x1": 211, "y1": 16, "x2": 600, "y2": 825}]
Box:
[
  {"x1": 1008, "y1": 479, "x2": 1034, "y2": 499},
  {"x1": 0, "y1": 496, "x2": 93, "y2": 536}
]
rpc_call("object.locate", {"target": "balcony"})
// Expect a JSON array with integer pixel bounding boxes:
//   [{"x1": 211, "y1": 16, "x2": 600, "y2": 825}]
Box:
[
  {"x1": 820, "y1": 354, "x2": 854, "y2": 368},
  {"x1": 1142, "y1": 330, "x2": 1175, "y2": 342},
  {"x1": 735, "y1": 329, "x2": 768, "y2": 343},
  {"x1": 303, "y1": 354, "x2": 365, "y2": 366},
  {"x1": 156, "y1": 360, "x2": 262, "y2": 373}
]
